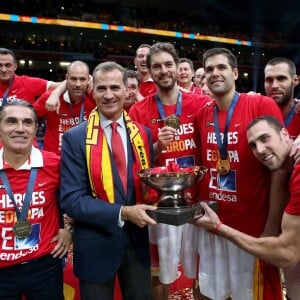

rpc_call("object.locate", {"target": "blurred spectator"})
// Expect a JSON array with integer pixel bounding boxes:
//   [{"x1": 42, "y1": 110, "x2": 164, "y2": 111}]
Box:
[
  {"x1": 124, "y1": 69, "x2": 143, "y2": 112},
  {"x1": 177, "y1": 58, "x2": 202, "y2": 94}
]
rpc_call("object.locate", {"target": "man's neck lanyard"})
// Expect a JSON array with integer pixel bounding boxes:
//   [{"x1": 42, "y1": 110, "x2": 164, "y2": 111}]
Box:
[
  {"x1": 155, "y1": 91, "x2": 182, "y2": 121},
  {"x1": 0, "y1": 168, "x2": 37, "y2": 221},
  {"x1": 284, "y1": 103, "x2": 296, "y2": 127},
  {"x1": 2, "y1": 77, "x2": 14, "y2": 106},
  {"x1": 68, "y1": 98, "x2": 85, "y2": 123},
  {"x1": 214, "y1": 92, "x2": 240, "y2": 160}
]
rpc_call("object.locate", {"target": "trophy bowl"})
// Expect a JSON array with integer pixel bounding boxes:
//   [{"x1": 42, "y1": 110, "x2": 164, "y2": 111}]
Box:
[{"x1": 138, "y1": 165, "x2": 211, "y2": 225}]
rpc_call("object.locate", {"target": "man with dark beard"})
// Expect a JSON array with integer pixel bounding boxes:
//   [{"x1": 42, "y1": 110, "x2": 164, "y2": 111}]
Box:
[
  {"x1": 264, "y1": 57, "x2": 300, "y2": 139},
  {"x1": 194, "y1": 115, "x2": 300, "y2": 300},
  {"x1": 264, "y1": 57, "x2": 300, "y2": 300},
  {"x1": 129, "y1": 42, "x2": 210, "y2": 300}
]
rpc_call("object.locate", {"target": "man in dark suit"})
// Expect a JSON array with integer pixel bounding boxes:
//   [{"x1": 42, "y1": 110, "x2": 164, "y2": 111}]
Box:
[{"x1": 60, "y1": 61, "x2": 157, "y2": 300}]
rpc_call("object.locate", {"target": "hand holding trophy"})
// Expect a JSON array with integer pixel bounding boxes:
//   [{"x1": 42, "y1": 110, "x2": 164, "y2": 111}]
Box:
[{"x1": 138, "y1": 163, "x2": 216, "y2": 225}]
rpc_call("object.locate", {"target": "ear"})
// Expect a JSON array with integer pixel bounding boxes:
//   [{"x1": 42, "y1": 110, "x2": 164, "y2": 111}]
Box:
[
  {"x1": 233, "y1": 67, "x2": 239, "y2": 80},
  {"x1": 293, "y1": 74, "x2": 299, "y2": 87},
  {"x1": 125, "y1": 87, "x2": 129, "y2": 99},
  {"x1": 281, "y1": 127, "x2": 290, "y2": 143},
  {"x1": 13, "y1": 62, "x2": 17, "y2": 72}
]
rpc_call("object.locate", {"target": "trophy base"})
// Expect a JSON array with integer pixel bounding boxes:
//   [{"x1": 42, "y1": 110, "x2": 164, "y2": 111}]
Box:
[{"x1": 147, "y1": 201, "x2": 218, "y2": 226}]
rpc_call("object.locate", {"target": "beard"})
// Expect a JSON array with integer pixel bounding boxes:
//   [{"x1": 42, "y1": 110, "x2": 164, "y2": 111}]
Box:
[
  {"x1": 273, "y1": 84, "x2": 294, "y2": 106},
  {"x1": 155, "y1": 77, "x2": 177, "y2": 92}
]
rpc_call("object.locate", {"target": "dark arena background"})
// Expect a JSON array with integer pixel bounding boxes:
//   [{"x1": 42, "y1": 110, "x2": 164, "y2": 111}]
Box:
[{"x1": 1, "y1": 0, "x2": 299, "y2": 94}]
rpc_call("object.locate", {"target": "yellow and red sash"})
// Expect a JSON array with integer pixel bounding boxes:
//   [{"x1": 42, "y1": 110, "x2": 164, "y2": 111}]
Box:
[
  {"x1": 253, "y1": 259, "x2": 283, "y2": 300},
  {"x1": 86, "y1": 109, "x2": 151, "y2": 203}
]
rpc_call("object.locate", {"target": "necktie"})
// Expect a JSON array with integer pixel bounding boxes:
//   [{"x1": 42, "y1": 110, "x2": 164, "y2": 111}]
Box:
[{"x1": 111, "y1": 122, "x2": 127, "y2": 194}]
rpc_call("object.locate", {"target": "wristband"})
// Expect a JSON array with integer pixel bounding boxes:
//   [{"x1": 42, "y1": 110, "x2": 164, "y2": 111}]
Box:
[{"x1": 213, "y1": 221, "x2": 223, "y2": 234}]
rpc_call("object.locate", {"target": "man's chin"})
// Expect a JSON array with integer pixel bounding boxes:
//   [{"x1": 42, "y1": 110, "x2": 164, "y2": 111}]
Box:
[
  {"x1": 158, "y1": 82, "x2": 176, "y2": 91},
  {"x1": 0, "y1": 77, "x2": 12, "y2": 84},
  {"x1": 263, "y1": 161, "x2": 280, "y2": 171}
]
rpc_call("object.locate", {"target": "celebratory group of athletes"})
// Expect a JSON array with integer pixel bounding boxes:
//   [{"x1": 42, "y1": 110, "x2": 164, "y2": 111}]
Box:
[{"x1": 0, "y1": 42, "x2": 300, "y2": 300}]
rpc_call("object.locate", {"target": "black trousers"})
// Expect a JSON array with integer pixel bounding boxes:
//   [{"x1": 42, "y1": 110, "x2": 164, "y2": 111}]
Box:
[
  {"x1": 0, "y1": 254, "x2": 63, "y2": 300},
  {"x1": 80, "y1": 241, "x2": 152, "y2": 300}
]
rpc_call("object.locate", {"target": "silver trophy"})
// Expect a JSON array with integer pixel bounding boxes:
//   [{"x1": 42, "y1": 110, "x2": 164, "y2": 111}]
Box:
[{"x1": 138, "y1": 165, "x2": 211, "y2": 226}]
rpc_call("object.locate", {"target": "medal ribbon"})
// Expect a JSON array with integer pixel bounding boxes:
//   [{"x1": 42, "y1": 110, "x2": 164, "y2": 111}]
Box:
[
  {"x1": 214, "y1": 92, "x2": 239, "y2": 160},
  {"x1": 284, "y1": 103, "x2": 296, "y2": 127},
  {"x1": 2, "y1": 77, "x2": 15, "y2": 106},
  {"x1": 68, "y1": 100, "x2": 85, "y2": 123},
  {"x1": 0, "y1": 168, "x2": 38, "y2": 220},
  {"x1": 155, "y1": 91, "x2": 182, "y2": 121}
]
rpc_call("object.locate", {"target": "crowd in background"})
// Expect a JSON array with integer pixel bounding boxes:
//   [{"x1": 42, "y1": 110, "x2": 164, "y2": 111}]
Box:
[{"x1": 1, "y1": 0, "x2": 298, "y2": 44}]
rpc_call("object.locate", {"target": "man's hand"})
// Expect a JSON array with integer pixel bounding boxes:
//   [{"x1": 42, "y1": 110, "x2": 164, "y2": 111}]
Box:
[
  {"x1": 87, "y1": 74, "x2": 93, "y2": 94},
  {"x1": 50, "y1": 228, "x2": 72, "y2": 258},
  {"x1": 121, "y1": 204, "x2": 157, "y2": 227},
  {"x1": 45, "y1": 94, "x2": 61, "y2": 113},
  {"x1": 294, "y1": 98, "x2": 300, "y2": 113},
  {"x1": 45, "y1": 80, "x2": 67, "y2": 113},
  {"x1": 290, "y1": 134, "x2": 300, "y2": 165},
  {"x1": 154, "y1": 126, "x2": 177, "y2": 159},
  {"x1": 193, "y1": 202, "x2": 220, "y2": 231}
]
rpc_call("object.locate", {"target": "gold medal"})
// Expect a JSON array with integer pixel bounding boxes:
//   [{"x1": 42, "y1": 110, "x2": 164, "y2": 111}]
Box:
[
  {"x1": 216, "y1": 157, "x2": 230, "y2": 175},
  {"x1": 165, "y1": 115, "x2": 180, "y2": 129},
  {"x1": 13, "y1": 220, "x2": 32, "y2": 239}
]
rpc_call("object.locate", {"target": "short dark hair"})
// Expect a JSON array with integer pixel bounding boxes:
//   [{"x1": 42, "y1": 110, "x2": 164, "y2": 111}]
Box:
[
  {"x1": 265, "y1": 57, "x2": 296, "y2": 78},
  {"x1": 126, "y1": 69, "x2": 141, "y2": 87},
  {"x1": 0, "y1": 48, "x2": 17, "y2": 64},
  {"x1": 92, "y1": 61, "x2": 127, "y2": 86},
  {"x1": 247, "y1": 115, "x2": 283, "y2": 133},
  {"x1": 0, "y1": 99, "x2": 38, "y2": 124},
  {"x1": 203, "y1": 48, "x2": 237, "y2": 70},
  {"x1": 178, "y1": 58, "x2": 194, "y2": 71},
  {"x1": 135, "y1": 44, "x2": 151, "y2": 57},
  {"x1": 146, "y1": 42, "x2": 179, "y2": 69}
]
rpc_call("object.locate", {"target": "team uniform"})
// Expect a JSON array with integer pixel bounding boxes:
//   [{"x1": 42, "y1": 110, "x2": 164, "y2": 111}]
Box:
[
  {"x1": 129, "y1": 91, "x2": 210, "y2": 283},
  {"x1": 282, "y1": 161, "x2": 300, "y2": 299},
  {"x1": 0, "y1": 74, "x2": 49, "y2": 104},
  {"x1": 285, "y1": 164, "x2": 300, "y2": 214},
  {"x1": 0, "y1": 147, "x2": 63, "y2": 298},
  {"x1": 285, "y1": 108, "x2": 300, "y2": 139},
  {"x1": 190, "y1": 85, "x2": 202, "y2": 94},
  {"x1": 34, "y1": 91, "x2": 96, "y2": 155},
  {"x1": 139, "y1": 78, "x2": 157, "y2": 97},
  {"x1": 179, "y1": 84, "x2": 202, "y2": 95},
  {"x1": 195, "y1": 94, "x2": 283, "y2": 299},
  {"x1": 277, "y1": 104, "x2": 300, "y2": 299}
]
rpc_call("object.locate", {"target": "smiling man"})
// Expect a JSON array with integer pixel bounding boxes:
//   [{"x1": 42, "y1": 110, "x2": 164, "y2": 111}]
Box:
[
  {"x1": 264, "y1": 57, "x2": 300, "y2": 139},
  {"x1": 129, "y1": 42, "x2": 210, "y2": 300},
  {"x1": 60, "y1": 61, "x2": 156, "y2": 300},
  {"x1": 177, "y1": 58, "x2": 202, "y2": 94},
  {"x1": 134, "y1": 44, "x2": 157, "y2": 97},
  {"x1": 0, "y1": 100, "x2": 71, "y2": 299},
  {"x1": 0, "y1": 48, "x2": 59, "y2": 105},
  {"x1": 194, "y1": 115, "x2": 300, "y2": 300},
  {"x1": 33, "y1": 60, "x2": 95, "y2": 155},
  {"x1": 123, "y1": 69, "x2": 144, "y2": 112},
  {"x1": 194, "y1": 48, "x2": 285, "y2": 299}
]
